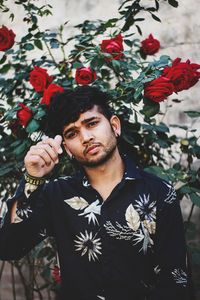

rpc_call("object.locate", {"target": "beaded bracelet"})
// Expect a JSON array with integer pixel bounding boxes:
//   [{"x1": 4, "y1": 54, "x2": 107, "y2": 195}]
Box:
[{"x1": 24, "y1": 172, "x2": 46, "y2": 186}]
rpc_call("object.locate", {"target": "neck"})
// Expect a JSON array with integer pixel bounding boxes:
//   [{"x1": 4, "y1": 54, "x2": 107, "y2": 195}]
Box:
[{"x1": 84, "y1": 149, "x2": 125, "y2": 187}]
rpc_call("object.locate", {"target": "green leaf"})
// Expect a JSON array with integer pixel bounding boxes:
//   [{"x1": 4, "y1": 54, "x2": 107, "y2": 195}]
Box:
[
  {"x1": 0, "y1": 162, "x2": 14, "y2": 176},
  {"x1": 72, "y1": 62, "x2": 83, "y2": 69},
  {"x1": 34, "y1": 39, "x2": 43, "y2": 50},
  {"x1": 14, "y1": 140, "x2": 30, "y2": 156},
  {"x1": 144, "y1": 166, "x2": 170, "y2": 181},
  {"x1": 9, "y1": 13, "x2": 14, "y2": 21},
  {"x1": 50, "y1": 38, "x2": 59, "y2": 49},
  {"x1": 0, "y1": 55, "x2": 7, "y2": 65},
  {"x1": 141, "y1": 98, "x2": 160, "y2": 118},
  {"x1": 151, "y1": 13, "x2": 161, "y2": 22},
  {"x1": 24, "y1": 43, "x2": 35, "y2": 51},
  {"x1": 26, "y1": 119, "x2": 40, "y2": 133},
  {"x1": 134, "y1": 85, "x2": 143, "y2": 100},
  {"x1": 34, "y1": 108, "x2": 46, "y2": 120},
  {"x1": 124, "y1": 39, "x2": 133, "y2": 47},
  {"x1": 168, "y1": 0, "x2": 179, "y2": 8},
  {"x1": 112, "y1": 60, "x2": 121, "y2": 71},
  {"x1": 184, "y1": 111, "x2": 200, "y2": 118},
  {"x1": 90, "y1": 57, "x2": 104, "y2": 70},
  {"x1": 136, "y1": 25, "x2": 142, "y2": 35},
  {"x1": 0, "y1": 64, "x2": 10, "y2": 74},
  {"x1": 190, "y1": 193, "x2": 200, "y2": 207}
]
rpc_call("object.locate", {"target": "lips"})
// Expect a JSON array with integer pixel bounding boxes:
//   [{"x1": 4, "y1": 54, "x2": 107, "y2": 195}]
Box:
[{"x1": 85, "y1": 144, "x2": 100, "y2": 155}]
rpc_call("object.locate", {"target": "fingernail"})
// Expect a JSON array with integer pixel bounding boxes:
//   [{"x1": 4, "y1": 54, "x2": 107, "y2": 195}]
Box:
[
  {"x1": 58, "y1": 148, "x2": 63, "y2": 154},
  {"x1": 55, "y1": 159, "x2": 59, "y2": 164}
]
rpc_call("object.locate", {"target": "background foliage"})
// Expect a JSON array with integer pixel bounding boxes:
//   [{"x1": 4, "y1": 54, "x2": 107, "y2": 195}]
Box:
[{"x1": 0, "y1": 0, "x2": 200, "y2": 298}]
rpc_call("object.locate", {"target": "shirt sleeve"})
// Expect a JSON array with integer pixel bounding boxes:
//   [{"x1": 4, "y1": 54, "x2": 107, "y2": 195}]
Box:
[
  {"x1": 149, "y1": 181, "x2": 190, "y2": 300},
  {"x1": 0, "y1": 179, "x2": 53, "y2": 261}
]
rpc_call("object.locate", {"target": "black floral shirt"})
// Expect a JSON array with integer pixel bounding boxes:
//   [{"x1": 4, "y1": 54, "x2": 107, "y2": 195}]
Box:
[{"x1": 0, "y1": 155, "x2": 190, "y2": 300}]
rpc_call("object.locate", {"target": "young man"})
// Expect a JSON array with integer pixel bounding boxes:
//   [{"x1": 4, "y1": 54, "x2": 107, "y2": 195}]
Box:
[{"x1": 0, "y1": 86, "x2": 190, "y2": 300}]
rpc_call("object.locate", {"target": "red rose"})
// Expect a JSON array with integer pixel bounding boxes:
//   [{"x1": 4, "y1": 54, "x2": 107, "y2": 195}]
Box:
[
  {"x1": 17, "y1": 103, "x2": 32, "y2": 127},
  {"x1": 75, "y1": 67, "x2": 97, "y2": 85},
  {"x1": 0, "y1": 26, "x2": 15, "y2": 51},
  {"x1": 140, "y1": 34, "x2": 160, "y2": 56},
  {"x1": 144, "y1": 76, "x2": 174, "y2": 103},
  {"x1": 162, "y1": 58, "x2": 200, "y2": 92},
  {"x1": 100, "y1": 34, "x2": 124, "y2": 60},
  {"x1": 40, "y1": 84, "x2": 64, "y2": 106},
  {"x1": 29, "y1": 66, "x2": 53, "y2": 92},
  {"x1": 52, "y1": 266, "x2": 61, "y2": 284}
]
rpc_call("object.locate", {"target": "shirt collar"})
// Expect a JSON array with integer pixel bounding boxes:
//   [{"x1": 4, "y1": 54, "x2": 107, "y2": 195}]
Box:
[{"x1": 75, "y1": 153, "x2": 142, "y2": 188}]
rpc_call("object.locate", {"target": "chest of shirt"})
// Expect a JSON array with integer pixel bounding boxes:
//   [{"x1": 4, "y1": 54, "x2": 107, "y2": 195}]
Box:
[{"x1": 47, "y1": 178, "x2": 157, "y2": 256}]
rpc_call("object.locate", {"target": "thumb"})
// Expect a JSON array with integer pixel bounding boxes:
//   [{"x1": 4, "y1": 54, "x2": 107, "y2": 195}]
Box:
[{"x1": 54, "y1": 135, "x2": 63, "y2": 154}]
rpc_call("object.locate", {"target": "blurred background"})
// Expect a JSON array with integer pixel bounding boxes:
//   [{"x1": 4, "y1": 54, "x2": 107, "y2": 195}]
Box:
[{"x1": 0, "y1": 0, "x2": 200, "y2": 299}]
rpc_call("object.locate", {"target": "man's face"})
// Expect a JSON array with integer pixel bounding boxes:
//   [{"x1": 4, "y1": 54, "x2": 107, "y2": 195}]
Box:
[{"x1": 62, "y1": 105, "x2": 121, "y2": 168}]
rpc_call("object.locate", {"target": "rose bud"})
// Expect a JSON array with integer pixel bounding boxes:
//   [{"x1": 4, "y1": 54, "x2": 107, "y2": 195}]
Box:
[{"x1": 140, "y1": 34, "x2": 160, "y2": 56}]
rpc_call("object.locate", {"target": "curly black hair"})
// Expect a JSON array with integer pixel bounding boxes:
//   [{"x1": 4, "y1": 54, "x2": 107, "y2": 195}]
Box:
[{"x1": 45, "y1": 86, "x2": 114, "y2": 136}]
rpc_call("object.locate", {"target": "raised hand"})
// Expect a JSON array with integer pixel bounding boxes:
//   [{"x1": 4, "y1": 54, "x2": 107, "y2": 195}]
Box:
[{"x1": 24, "y1": 135, "x2": 63, "y2": 178}]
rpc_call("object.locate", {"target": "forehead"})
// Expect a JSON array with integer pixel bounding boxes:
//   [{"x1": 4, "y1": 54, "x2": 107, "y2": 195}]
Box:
[{"x1": 63, "y1": 105, "x2": 106, "y2": 131}]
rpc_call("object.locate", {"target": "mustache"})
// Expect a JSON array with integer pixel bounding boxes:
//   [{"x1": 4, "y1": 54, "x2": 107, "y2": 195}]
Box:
[{"x1": 83, "y1": 142, "x2": 101, "y2": 155}]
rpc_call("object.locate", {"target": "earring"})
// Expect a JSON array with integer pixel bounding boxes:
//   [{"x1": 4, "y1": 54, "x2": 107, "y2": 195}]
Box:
[{"x1": 69, "y1": 153, "x2": 75, "y2": 160}]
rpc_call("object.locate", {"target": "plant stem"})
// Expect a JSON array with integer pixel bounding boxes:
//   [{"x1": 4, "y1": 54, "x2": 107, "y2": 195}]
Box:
[
  {"x1": 0, "y1": 261, "x2": 5, "y2": 281},
  {"x1": 187, "y1": 203, "x2": 195, "y2": 223},
  {"x1": 43, "y1": 39, "x2": 59, "y2": 69}
]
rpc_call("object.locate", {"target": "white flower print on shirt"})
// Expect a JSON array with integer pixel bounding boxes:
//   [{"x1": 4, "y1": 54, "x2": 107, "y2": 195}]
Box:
[
  {"x1": 172, "y1": 268, "x2": 187, "y2": 287},
  {"x1": 104, "y1": 193, "x2": 156, "y2": 254},
  {"x1": 64, "y1": 197, "x2": 101, "y2": 225},
  {"x1": 78, "y1": 199, "x2": 101, "y2": 225},
  {"x1": 134, "y1": 194, "x2": 156, "y2": 222},
  {"x1": 163, "y1": 182, "x2": 177, "y2": 204},
  {"x1": 74, "y1": 230, "x2": 102, "y2": 262}
]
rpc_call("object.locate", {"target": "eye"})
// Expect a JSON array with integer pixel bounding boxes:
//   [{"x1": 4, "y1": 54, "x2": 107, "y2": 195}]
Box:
[
  {"x1": 65, "y1": 131, "x2": 77, "y2": 139},
  {"x1": 87, "y1": 120, "x2": 99, "y2": 128}
]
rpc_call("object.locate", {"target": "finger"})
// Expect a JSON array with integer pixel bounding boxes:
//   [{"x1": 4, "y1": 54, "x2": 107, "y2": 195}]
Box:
[
  {"x1": 37, "y1": 143, "x2": 59, "y2": 162},
  {"x1": 25, "y1": 154, "x2": 47, "y2": 168},
  {"x1": 41, "y1": 136, "x2": 63, "y2": 154},
  {"x1": 28, "y1": 146, "x2": 55, "y2": 166},
  {"x1": 54, "y1": 135, "x2": 63, "y2": 153}
]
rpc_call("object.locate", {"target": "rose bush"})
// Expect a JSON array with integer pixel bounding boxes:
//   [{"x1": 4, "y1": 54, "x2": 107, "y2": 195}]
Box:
[
  {"x1": 0, "y1": 0, "x2": 200, "y2": 299},
  {"x1": 75, "y1": 67, "x2": 97, "y2": 85},
  {"x1": 29, "y1": 66, "x2": 54, "y2": 92},
  {"x1": 0, "y1": 25, "x2": 15, "y2": 51}
]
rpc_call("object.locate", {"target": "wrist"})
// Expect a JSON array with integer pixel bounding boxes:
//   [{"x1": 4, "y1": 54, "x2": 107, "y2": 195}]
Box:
[{"x1": 24, "y1": 172, "x2": 46, "y2": 186}]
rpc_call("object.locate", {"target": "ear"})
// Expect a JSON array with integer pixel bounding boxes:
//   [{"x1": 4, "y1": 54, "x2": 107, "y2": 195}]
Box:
[
  {"x1": 62, "y1": 142, "x2": 73, "y2": 158},
  {"x1": 110, "y1": 115, "x2": 121, "y2": 137}
]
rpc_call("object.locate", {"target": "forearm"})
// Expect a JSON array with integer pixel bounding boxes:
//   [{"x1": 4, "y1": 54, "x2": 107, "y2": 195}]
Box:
[{"x1": 0, "y1": 180, "x2": 51, "y2": 260}]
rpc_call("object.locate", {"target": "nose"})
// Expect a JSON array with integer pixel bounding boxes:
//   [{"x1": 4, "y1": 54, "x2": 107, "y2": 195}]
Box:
[{"x1": 81, "y1": 129, "x2": 94, "y2": 145}]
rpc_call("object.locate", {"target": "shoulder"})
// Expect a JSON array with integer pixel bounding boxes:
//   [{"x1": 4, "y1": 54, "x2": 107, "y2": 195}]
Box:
[
  {"x1": 139, "y1": 170, "x2": 177, "y2": 207},
  {"x1": 43, "y1": 174, "x2": 79, "y2": 193}
]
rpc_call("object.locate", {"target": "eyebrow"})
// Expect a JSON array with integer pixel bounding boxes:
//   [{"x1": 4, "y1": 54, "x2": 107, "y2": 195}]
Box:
[{"x1": 63, "y1": 116, "x2": 100, "y2": 136}]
